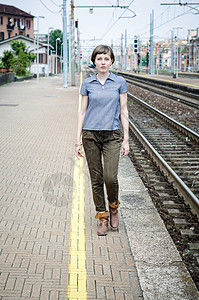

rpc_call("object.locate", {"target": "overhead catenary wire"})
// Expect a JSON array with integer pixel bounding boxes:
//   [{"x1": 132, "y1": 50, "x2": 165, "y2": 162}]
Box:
[
  {"x1": 186, "y1": 5, "x2": 199, "y2": 13},
  {"x1": 139, "y1": 5, "x2": 195, "y2": 38},
  {"x1": 100, "y1": 7, "x2": 118, "y2": 39},
  {"x1": 100, "y1": 0, "x2": 135, "y2": 39},
  {"x1": 138, "y1": 0, "x2": 178, "y2": 37},
  {"x1": 49, "y1": 0, "x2": 62, "y2": 7},
  {"x1": 39, "y1": 0, "x2": 62, "y2": 14}
]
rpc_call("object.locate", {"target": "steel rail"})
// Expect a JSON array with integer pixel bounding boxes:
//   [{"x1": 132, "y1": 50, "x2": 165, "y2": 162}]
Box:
[
  {"x1": 128, "y1": 92, "x2": 199, "y2": 143},
  {"x1": 125, "y1": 78, "x2": 199, "y2": 109},
  {"x1": 129, "y1": 118, "x2": 199, "y2": 216},
  {"x1": 117, "y1": 71, "x2": 199, "y2": 96},
  {"x1": 120, "y1": 72, "x2": 199, "y2": 100}
]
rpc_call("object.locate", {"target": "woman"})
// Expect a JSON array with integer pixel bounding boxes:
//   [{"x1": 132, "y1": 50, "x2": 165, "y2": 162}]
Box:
[{"x1": 75, "y1": 45, "x2": 129, "y2": 236}]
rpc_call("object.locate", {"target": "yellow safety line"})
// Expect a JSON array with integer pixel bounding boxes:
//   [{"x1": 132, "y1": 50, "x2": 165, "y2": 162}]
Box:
[
  {"x1": 67, "y1": 72, "x2": 87, "y2": 300},
  {"x1": 122, "y1": 71, "x2": 199, "y2": 88}
]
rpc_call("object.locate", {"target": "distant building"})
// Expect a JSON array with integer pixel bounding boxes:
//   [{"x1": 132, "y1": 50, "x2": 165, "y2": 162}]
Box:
[
  {"x1": 0, "y1": 4, "x2": 61, "y2": 75},
  {"x1": 187, "y1": 28, "x2": 199, "y2": 71},
  {"x1": 0, "y1": 3, "x2": 34, "y2": 41},
  {"x1": 0, "y1": 35, "x2": 58, "y2": 76}
]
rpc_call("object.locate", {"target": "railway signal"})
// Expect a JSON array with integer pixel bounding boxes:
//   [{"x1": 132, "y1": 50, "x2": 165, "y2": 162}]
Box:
[{"x1": 134, "y1": 36, "x2": 138, "y2": 53}]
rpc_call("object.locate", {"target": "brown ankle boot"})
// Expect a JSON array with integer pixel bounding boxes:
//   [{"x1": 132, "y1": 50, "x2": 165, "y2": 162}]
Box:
[
  {"x1": 95, "y1": 212, "x2": 109, "y2": 236},
  {"x1": 109, "y1": 200, "x2": 120, "y2": 229}
]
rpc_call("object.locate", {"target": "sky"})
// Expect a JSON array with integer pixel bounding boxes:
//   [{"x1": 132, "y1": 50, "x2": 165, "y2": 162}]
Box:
[{"x1": 1, "y1": 0, "x2": 199, "y2": 50}]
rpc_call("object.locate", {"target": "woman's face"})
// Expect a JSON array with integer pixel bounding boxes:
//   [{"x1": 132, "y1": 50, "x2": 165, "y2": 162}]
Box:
[{"x1": 94, "y1": 53, "x2": 113, "y2": 73}]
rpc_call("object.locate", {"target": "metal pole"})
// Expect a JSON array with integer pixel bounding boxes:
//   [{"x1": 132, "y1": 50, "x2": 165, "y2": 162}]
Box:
[
  {"x1": 56, "y1": 39, "x2": 58, "y2": 75},
  {"x1": 37, "y1": 17, "x2": 39, "y2": 82},
  {"x1": 149, "y1": 10, "x2": 154, "y2": 75},
  {"x1": 56, "y1": 38, "x2": 60, "y2": 75},
  {"x1": 47, "y1": 29, "x2": 49, "y2": 77},
  {"x1": 173, "y1": 36, "x2": 176, "y2": 76},
  {"x1": 176, "y1": 39, "x2": 178, "y2": 78},
  {"x1": 63, "y1": 0, "x2": 68, "y2": 88},
  {"x1": 76, "y1": 19, "x2": 80, "y2": 74},
  {"x1": 34, "y1": 32, "x2": 36, "y2": 76},
  {"x1": 193, "y1": 43, "x2": 196, "y2": 72},
  {"x1": 47, "y1": 27, "x2": 53, "y2": 77},
  {"x1": 61, "y1": 43, "x2": 63, "y2": 72},
  {"x1": 185, "y1": 47, "x2": 187, "y2": 71},
  {"x1": 157, "y1": 46, "x2": 159, "y2": 75},
  {"x1": 71, "y1": 0, "x2": 75, "y2": 86},
  {"x1": 124, "y1": 29, "x2": 127, "y2": 71},
  {"x1": 69, "y1": 14, "x2": 71, "y2": 80},
  {"x1": 171, "y1": 30, "x2": 174, "y2": 73},
  {"x1": 37, "y1": 16, "x2": 45, "y2": 82},
  {"x1": 121, "y1": 33, "x2": 123, "y2": 70}
]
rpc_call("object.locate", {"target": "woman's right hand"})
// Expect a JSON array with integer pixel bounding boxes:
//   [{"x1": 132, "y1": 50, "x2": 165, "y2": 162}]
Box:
[{"x1": 75, "y1": 143, "x2": 84, "y2": 159}]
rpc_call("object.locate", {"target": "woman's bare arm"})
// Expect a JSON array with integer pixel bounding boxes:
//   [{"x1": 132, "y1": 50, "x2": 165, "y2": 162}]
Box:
[
  {"x1": 75, "y1": 95, "x2": 88, "y2": 159},
  {"x1": 120, "y1": 92, "x2": 129, "y2": 157}
]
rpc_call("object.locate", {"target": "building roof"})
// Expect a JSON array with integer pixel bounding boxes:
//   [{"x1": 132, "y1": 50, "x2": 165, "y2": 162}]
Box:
[
  {"x1": 0, "y1": 3, "x2": 34, "y2": 18},
  {"x1": 0, "y1": 34, "x2": 54, "y2": 50}
]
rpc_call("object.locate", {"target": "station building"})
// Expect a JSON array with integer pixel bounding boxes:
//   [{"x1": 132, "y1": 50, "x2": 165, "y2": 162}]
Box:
[
  {"x1": 0, "y1": 3, "x2": 34, "y2": 41},
  {"x1": 0, "y1": 3, "x2": 61, "y2": 76}
]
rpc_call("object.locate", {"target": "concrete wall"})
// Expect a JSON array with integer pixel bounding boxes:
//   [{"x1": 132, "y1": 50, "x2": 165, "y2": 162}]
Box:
[{"x1": 0, "y1": 72, "x2": 15, "y2": 86}]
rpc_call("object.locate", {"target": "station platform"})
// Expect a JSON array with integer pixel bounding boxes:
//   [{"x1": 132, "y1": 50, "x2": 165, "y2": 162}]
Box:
[
  {"x1": 117, "y1": 71, "x2": 199, "y2": 94},
  {"x1": 0, "y1": 74, "x2": 199, "y2": 299}
]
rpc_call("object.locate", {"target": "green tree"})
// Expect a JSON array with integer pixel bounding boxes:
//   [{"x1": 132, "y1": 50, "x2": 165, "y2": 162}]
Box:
[
  {"x1": 48, "y1": 29, "x2": 63, "y2": 56},
  {"x1": 11, "y1": 41, "x2": 26, "y2": 55},
  {"x1": 1, "y1": 41, "x2": 35, "y2": 76},
  {"x1": 1, "y1": 50, "x2": 14, "y2": 68}
]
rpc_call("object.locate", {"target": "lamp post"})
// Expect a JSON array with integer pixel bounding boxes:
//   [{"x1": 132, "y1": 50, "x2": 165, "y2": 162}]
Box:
[
  {"x1": 63, "y1": 0, "x2": 68, "y2": 88},
  {"x1": 33, "y1": 30, "x2": 38, "y2": 77},
  {"x1": 56, "y1": 37, "x2": 61, "y2": 75},
  {"x1": 61, "y1": 42, "x2": 63, "y2": 72},
  {"x1": 37, "y1": 16, "x2": 45, "y2": 82},
  {"x1": 47, "y1": 27, "x2": 53, "y2": 77}
]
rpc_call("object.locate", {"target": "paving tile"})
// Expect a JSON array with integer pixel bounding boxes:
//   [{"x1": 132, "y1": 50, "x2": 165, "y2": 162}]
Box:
[
  {"x1": 84, "y1": 169, "x2": 143, "y2": 300},
  {"x1": 0, "y1": 76, "x2": 79, "y2": 299},
  {"x1": 0, "y1": 75, "x2": 143, "y2": 299}
]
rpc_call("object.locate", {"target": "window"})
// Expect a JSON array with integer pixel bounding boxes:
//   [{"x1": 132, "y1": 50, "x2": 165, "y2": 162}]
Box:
[
  {"x1": 0, "y1": 16, "x2": 3, "y2": 25},
  {"x1": 8, "y1": 32, "x2": 11, "y2": 39},
  {"x1": 14, "y1": 18, "x2": 18, "y2": 27},
  {"x1": 0, "y1": 32, "x2": 4, "y2": 41},
  {"x1": 19, "y1": 19, "x2": 24, "y2": 30},
  {"x1": 25, "y1": 19, "x2": 31, "y2": 29},
  {"x1": 39, "y1": 53, "x2": 47, "y2": 64}
]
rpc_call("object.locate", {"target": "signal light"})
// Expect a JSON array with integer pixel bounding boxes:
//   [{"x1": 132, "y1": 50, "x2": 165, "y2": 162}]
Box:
[
  {"x1": 134, "y1": 38, "x2": 138, "y2": 53},
  {"x1": 146, "y1": 52, "x2": 149, "y2": 67}
]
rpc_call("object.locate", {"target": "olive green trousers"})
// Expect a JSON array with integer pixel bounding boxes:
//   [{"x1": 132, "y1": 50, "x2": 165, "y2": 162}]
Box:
[{"x1": 82, "y1": 129, "x2": 121, "y2": 212}]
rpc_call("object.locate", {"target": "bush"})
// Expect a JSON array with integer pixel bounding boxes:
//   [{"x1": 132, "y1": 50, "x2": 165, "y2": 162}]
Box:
[
  {"x1": 1, "y1": 41, "x2": 35, "y2": 77},
  {"x1": 1, "y1": 50, "x2": 14, "y2": 68}
]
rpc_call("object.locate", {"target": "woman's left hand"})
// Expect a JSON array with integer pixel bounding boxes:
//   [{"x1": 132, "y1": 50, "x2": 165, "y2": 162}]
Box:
[{"x1": 121, "y1": 140, "x2": 129, "y2": 158}]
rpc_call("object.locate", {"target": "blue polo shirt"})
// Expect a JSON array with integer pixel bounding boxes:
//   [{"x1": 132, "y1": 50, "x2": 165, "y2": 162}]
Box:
[{"x1": 80, "y1": 72, "x2": 128, "y2": 130}]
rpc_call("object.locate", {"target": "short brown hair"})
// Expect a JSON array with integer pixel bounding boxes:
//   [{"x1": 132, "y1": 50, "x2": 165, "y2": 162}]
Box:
[{"x1": 91, "y1": 45, "x2": 115, "y2": 65}]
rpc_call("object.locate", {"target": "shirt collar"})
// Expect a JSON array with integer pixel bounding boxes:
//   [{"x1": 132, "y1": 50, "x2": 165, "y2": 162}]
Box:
[{"x1": 87, "y1": 72, "x2": 116, "y2": 83}]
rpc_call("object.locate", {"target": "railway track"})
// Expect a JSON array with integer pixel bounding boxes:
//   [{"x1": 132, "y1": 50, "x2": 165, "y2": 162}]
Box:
[
  {"x1": 118, "y1": 72, "x2": 199, "y2": 109},
  {"x1": 128, "y1": 92, "x2": 199, "y2": 211},
  {"x1": 83, "y1": 69, "x2": 199, "y2": 288},
  {"x1": 85, "y1": 69, "x2": 199, "y2": 211},
  {"x1": 127, "y1": 92, "x2": 199, "y2": 289}
]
